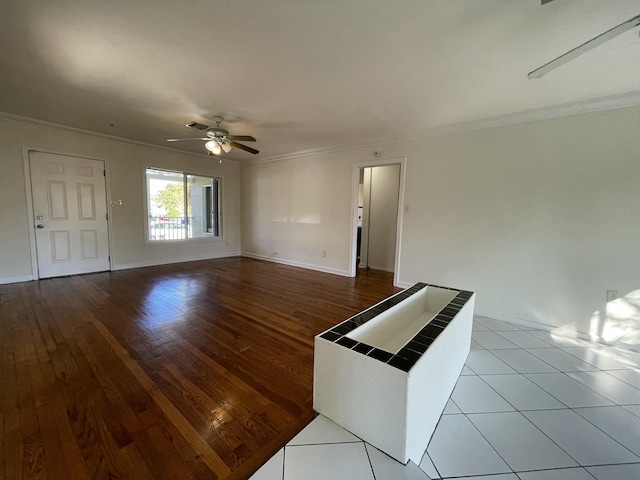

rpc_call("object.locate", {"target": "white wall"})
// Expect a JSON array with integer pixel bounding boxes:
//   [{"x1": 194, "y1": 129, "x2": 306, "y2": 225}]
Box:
[
  {"x1": 241, "y1": 105, "x2": 640, "y2": 342},
  {"x1": 241, "y1": 151, "x2": 354, "y2": 275},
  {"x1": 0, "y1": 115, "x2": 241, "y2": 283},
  {"x1": 366, "y1": 165, "x2": 400, "y2": 272}
]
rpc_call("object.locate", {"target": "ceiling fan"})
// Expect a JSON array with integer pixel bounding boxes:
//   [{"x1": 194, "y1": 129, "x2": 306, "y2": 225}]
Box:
[
  {"x1": 167, "y1": 116, "x2": 259, "y2": 155},
  {"x1": 529, "y1": 0, "x2": 640, "y2": 78}
]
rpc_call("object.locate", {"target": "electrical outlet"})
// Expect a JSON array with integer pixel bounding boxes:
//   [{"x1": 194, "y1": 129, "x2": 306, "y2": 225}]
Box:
[{"x1": 606, "y1": 290, "x2": 619, "y2": 302}]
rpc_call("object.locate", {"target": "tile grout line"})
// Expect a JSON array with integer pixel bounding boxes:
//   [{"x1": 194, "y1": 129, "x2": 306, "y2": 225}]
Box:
[
  {"x1": 481, "y1": 326, "x2": 640, "y2": 469},
  {"x1": 622, "y1": 405, "x2": 640, "y2": 420},
  {"x1": 484, "y1": 346, "x2": 562, "y2": 374},
  {"x1": 285, "y1": 440, "x2": 365, "y2": 447},
  {"x1": 464, "y1": 324, "x2": 587, "y2": 471},
  {"x1": 567, "y1": 370, "x2": 640, "y2": 402},
  {"x1": 363, "y1": 442, "x2": 377, "y2": 480},
  {"x1": 524, "y1": 347, "x2": 609, "y2": 372},
  {"x1": 281, "y1": 445, "x2": 286, "y2": 480},
  {"x1": 571, "y1": 406, "x2": 640, "y2": 462},
  {"x1": 421, "y1": 410, "x2": 445, "y2": 478},
  {"x1": 272, "y1": 318, "x2": 640, "y2": 479},
  {"x1": 455, "y1": 410, "x2": 516, "y2": 478},
  {"x1": 491, "y1": 328, "x2": 558, "y2": 349},
  {"x1": 425, "y1": 451, "x2": 442, "y2": 479},
  {"x1": 560, "y1": 347, "x2": 630, "y2": 370},
  {"x1": 462, "y1": 404, "x2": 583, "y2": 473}
]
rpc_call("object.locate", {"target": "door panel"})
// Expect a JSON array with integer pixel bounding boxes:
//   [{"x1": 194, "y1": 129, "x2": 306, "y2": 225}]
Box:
[
  {"x1": 77, "y1": 183, "x2": 96, "y2": 219},
  {"x1": 30, "y1": 151, "x2": 110, "y2": 278},
  {"x1": 47, "y1": 180, "x2": 68, "y2": 219},
  {"x1": 51, "y1": 230, "x2": 71, "y2": 262}
]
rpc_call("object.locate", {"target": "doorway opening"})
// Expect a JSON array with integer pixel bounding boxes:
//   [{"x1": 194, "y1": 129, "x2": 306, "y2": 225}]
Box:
[{"x1": 350, "y1": 158, "x2": 405, "y2": 286}]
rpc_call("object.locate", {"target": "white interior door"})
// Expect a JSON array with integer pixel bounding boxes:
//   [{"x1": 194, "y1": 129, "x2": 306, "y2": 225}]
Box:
[
  {"x1": 367, "y1": 165, "x2": 400, "y2": 272},
  {"x1": 29, "y1": 151, "x2": 110, "y2": 278},
  {"x1": 360, "y1": 165, "x2": 400, "y2": 272}
]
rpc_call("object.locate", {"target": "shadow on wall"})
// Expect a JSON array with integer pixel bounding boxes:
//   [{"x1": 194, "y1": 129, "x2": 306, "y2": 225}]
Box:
[{"x1": 590, "y1": 290, "x2": 640, "y2": 352}]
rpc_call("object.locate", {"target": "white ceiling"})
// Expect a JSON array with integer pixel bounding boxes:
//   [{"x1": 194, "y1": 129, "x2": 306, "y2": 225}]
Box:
[{"x1": 1, "y1": 0, "x2": 640, "y2": 161}]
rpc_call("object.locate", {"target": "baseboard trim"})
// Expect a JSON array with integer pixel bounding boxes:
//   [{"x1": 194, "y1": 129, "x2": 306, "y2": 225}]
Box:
[
  {"x1": 475, "y1": 309, "x2": 553, "y2": 331},
  {"x1": 242, "y1": 252, "x2": 350, "y2": 277},
  {"x1": 0, "y1": 274, "x2": 34, "y2": 285},
  {"x1": 367, "y1": 266, "x2": 394, "y2": 273},
  {"x1": 475, "y1": 309, "x2": 601, "y2": 346},
  {"x1": 112, "y1": 251, "x2": 241, "y2": 271}
]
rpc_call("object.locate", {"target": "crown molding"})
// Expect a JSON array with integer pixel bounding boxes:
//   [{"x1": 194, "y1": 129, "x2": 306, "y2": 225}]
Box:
[
  {"x1": 428, "y1": 90, "x2": 640, "y2": 138},
  {"x1": 0, "y1": 111, "x2": 241, "y2": 166},
  {"x1": 247, "y1": 90, "x2": 640, "y2": 165},
  {"x1": 4, "y1": 89, "x2": 640, "y2": 168}
]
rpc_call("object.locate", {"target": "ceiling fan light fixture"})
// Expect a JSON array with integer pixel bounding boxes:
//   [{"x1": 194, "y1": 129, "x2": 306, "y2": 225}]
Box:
[
  {"x1": 205, "y1": 140, "x2": 221, "y2": 155},
  {"x1": 171, "y1": 117, "x2": 258, "y2": 155}
]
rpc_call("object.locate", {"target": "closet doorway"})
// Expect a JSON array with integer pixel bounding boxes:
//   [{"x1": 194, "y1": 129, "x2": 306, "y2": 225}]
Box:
[{"x1": 350, "y1": 158, "x2": 405, "y2": 286}]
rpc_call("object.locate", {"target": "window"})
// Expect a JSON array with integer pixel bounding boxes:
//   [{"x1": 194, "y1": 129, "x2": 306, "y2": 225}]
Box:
[{"x1": 145, "y1": 168, "x2": 221, "y2": 241}]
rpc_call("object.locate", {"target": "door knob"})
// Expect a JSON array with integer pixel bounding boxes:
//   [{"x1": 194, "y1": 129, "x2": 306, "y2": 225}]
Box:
[{"x1": 36, "y1": 224, "x2": 44, "y2": 229}]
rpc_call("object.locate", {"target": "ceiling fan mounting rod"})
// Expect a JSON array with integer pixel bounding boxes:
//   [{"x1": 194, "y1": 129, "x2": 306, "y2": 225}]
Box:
[{"x1": 207, "y1": 127, "x2": 229, "y2": 136}]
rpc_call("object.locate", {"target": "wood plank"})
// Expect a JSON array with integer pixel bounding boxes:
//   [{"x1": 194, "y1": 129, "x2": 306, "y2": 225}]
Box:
[{"x1": 0, "y1": 258, "x2": 399, "y2": 478}]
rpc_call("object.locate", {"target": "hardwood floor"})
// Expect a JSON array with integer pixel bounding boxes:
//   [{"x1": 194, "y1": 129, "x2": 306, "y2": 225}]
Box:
[{"x1": 0, "y1": 257, "x2": 400, "y2": 479}]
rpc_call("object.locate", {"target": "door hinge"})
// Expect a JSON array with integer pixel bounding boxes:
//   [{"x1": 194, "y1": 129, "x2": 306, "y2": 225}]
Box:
[
  {"x1": 106, "y1": 213, "x2": 108, "y2": 220},
  {"x1": 103, "y1": 170, "x2": 106, "y2": 177}
]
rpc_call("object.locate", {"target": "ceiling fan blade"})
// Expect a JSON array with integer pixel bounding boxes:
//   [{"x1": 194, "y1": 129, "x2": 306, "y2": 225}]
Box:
[
  {"x1": 227, "y1": 135, "x2": 256, "y2": 142},
  {"x1": 541, "y1": 0, "x2": 554, "y2": 5},
  {"x1": 529, "y1": 14, "x2": 640, "y2": 79},
  {"x1": 167, "y1": 137, "x2": 209, "y2": 142},
  {"x1": 229, "y1": 141, "x2": 259, "y2": 154},
  {"x1": 185, "y1": 122, "x2": 209, "y2": 130}
]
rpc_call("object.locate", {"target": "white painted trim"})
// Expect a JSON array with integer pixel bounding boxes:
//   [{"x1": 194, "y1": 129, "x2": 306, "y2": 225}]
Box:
[
  {"x1": 475, "y1": 309, "x2": 559, "y2": 332},
  {"x1": 22, "y1": 147, "x2": 39, "y2": 280},
  {"x1": 6, "y1": 90, "x2": 640, "y2": 168},
  {"x1": 0, "y1": 275, "x2": 34, "y2": 285},
  {"x1": 477, "y1": 311, "x2": 592, "y2": 347},
  {"x1": 247, "y1": 91, "x2": 640, "y2": 165},
  {"x1": 22, "y1": 148, "x2": 113, "y2": 279},
  {"x1": 367, "y1": 266, "x2": 395, "y2": 273},
  {"x1": 104, "y1": 157, "x2": 115, "y2": 272},
  {"x1": 112, "y1": 251, "x2": 240, "y2": 271},
  {"x1": 247, "y1": 141, "x2": 385, "y2": 165},
  {"x1": 431, "y1": 90, "x2": 640, "y2": 138},
  {"x1": 473, "y1": 309, "x2": 637, "y2": 352},
  {"x1": 141, "y1": 165, "x2": 228, "y2": 246},
  {"x1": 0, "y1": 111, "x2": 241, "y2": 165},
  {"x1": 242, "y1": 252, "x2": 350, "y2": 277},
  {"x1": 349, "y1": 157, "x2": 406, "y2": 287}
]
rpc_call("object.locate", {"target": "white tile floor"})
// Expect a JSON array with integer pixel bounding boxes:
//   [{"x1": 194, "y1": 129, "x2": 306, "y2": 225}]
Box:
[{"x1": 250, "y1": 316, "x2": 640, "y2": 480}]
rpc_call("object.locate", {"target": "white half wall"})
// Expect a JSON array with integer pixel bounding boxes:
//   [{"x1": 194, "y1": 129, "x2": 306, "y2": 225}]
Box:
[
  {"x1": 241, "y1": 105, "x2": 640, "y2": 344},
  {"x1": 0, "y1": 115, "x2": 241, "y2": 282}
]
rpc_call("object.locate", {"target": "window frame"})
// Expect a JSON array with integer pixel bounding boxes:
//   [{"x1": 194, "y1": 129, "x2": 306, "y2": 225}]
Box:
[{"x1": 143, "y1": 166, "x2": 223, "y2": 244}]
